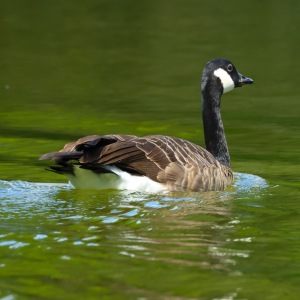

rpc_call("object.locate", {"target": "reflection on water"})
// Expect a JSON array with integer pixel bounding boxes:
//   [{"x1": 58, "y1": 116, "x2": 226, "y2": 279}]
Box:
[
  {"x1": 0, "y1": 173, "x2": 269, "y2": 299},
  {"x1": 1, "y1": 173, "x2": 299, "y2": 299},
  {"x1": 0, "y1": 171, "x2": 268, "y2": 223},
  {"x1": 0, "y1": 173, "x2": 267, "y2": 262}
]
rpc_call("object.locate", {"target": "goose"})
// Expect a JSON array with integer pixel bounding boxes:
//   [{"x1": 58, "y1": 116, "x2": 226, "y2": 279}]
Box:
[{"x1": 40, "y1": 58, "x2": 253, "y2": 192}]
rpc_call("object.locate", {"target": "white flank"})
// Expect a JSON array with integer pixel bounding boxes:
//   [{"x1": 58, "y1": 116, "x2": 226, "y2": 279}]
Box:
[
  {"x1": 214, "y1": 68, "x2": 235, "y2": 93},
  {"x1": 66, "y1": 165, "x2": 167, "y2": 193}
]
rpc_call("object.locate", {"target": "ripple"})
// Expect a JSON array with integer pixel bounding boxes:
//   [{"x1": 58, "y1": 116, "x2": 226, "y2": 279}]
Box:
[
  {"x1": 0, "y1": 240, "x2": 29, "y2": 249},
  {"x1": 0, "y1": 174, "x2": 269, "y2": 231},
  {"x1": 0, "y1": 295, "x2": 15, "y2": 300},
  {"x1": 34, "y1": 234, "x2": 48, "y2": 240},
  {"x1": 102, "y1": 216, "x2": 119, "y2": 224},
  {"x1": 144, "y1": 201, "x2": 170, "y2": 208},
  {"x1": 0, "y1": 174, "x2": 271, "y2": 291},
  {"x1": 233, "y1": 172, "x2": 268, "y2": 192},
  {"x1": 56, "y1": 237, "x2": 68, "y2": 243},
  {"x1": 0, "y1": 180, "x2": 71, "y2": 201},
  {"x1": 0, "y1": 172, "x2": 267, "y2": 203},
  {"x1": 60, "y1": 255, "x2": 71, "y2": 260},
  {"x1": 9, "y1": 242, "x2": 29, "y2": 249},
  {"x1": 0, "y1": 240, "x2": 17, "y2": 247}
]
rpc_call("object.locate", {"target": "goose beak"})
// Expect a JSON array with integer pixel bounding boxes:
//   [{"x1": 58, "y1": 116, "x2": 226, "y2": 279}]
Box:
[{"x1": 238, "y1": 73, "x2": 254, "y2": 87}]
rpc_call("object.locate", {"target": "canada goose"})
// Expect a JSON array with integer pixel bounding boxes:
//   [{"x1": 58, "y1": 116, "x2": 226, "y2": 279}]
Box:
[{"x1": 40, "y1": 58, "x2": 253, "y2": 192}]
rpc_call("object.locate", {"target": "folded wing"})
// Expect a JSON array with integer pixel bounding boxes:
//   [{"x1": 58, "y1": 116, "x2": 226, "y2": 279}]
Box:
[{"x1": 40, "y1": 134, "x2": 233, "y2": 191}]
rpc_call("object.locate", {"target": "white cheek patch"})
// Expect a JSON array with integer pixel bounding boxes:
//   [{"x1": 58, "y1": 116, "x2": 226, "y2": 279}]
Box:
[{"x1": 214, "y1": 68, "x2": 235, "y2": 94}]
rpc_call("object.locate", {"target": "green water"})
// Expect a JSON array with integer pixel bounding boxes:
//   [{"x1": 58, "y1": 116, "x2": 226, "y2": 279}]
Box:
[{"x1": 1, "y1": 0, "x2": 300, "y2": 299}]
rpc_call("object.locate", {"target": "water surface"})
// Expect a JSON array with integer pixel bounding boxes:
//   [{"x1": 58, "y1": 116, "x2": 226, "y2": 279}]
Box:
[{"x1": 1, "y1": 0, "x2": 300, "y2": 299}]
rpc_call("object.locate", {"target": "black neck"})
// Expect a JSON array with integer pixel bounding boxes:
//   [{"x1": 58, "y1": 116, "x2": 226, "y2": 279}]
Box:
[{"x1": 201, "y1": 81, "x2": 230, "y2": 167}]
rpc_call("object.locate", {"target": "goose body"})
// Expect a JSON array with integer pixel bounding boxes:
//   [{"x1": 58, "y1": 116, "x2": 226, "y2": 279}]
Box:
[{"x1": 40, "y1": 59, "x2": 253, "y2": 192}]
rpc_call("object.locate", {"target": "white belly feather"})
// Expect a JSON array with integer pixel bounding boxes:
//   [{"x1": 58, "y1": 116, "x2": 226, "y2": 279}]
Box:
[{"x1": 66, "y1": 165, "x2": 166, "y2": 193}]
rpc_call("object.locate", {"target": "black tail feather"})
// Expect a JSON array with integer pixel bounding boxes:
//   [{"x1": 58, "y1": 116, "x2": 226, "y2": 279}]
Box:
[
  {"x1": 40, "y1": 151, "x2": 83, "y2": 163},
  {"x1": 46, "y1": 164, "x2": 75, "y2": 175}
]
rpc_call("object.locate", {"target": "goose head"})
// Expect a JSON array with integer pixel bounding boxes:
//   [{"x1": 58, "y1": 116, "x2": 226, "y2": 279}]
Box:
[{"x1": 201, "y1": 58, "x2": 253, "y2": 97}]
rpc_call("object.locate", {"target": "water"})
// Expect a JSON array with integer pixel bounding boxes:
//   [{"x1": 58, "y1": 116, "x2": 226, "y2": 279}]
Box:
[
  {"x1": 0, "y1": 174, "x2": 271, "y2": 299},
  {"x1": 1, "y1": 0, "x2": 300, "y2": 299}
]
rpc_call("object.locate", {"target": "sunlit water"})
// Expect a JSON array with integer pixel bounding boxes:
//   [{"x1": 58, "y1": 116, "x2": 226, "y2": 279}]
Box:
[{"x1": 0, "y1": 173, "x2": 273, "y2": 299}]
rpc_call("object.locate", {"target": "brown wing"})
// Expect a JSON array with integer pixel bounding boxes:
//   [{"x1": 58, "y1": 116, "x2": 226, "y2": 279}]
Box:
[{"x1": 40, "y1": 134, "x2": 233, "y2": 191}]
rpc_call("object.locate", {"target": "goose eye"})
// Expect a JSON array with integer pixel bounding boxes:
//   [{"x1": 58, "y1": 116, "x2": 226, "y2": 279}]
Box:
[{"x1": 227, "y1": 64, "x2": 233, "y2": 72}]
